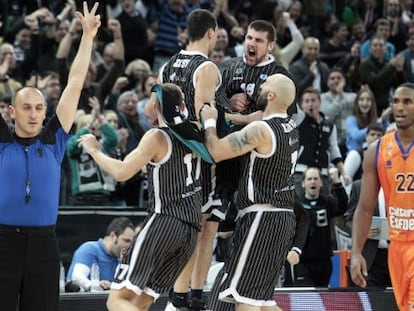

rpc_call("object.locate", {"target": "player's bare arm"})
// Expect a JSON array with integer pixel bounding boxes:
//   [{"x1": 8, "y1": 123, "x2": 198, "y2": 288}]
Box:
[
  {"x1": 350, "y1": 141, "x2": 381, "y2": 288},
  {"x1": 194, "y1": 62, "x2": 220, "y2": 120},
  {"x1": 205, "y1": 120, "x2": 270, "y2": 162},
  {"x1": 78, "y1": 129, "x2": 167, "y2": 181}
]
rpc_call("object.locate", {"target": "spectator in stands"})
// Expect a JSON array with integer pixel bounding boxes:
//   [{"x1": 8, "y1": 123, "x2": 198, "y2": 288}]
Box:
[
  {"x1": 399, "y1": 31, "x2": 414, "y2": 83},
  {"x1": 150, "y1": 0, "x2": 191, "y2": 73},
  {"x1": 358, "y1": 0, "x2": 382, "y2": 35},
  {"x1": 319, "y1": 22, "x2": 350, "y2": 68},
  {"x1": 0, "y1": 42, "x2": 22, "y2": 97},
  {"x1": 320, "y1": 68, "x2": 356, "y2": 153},
  {"x1": 345, "y1": 85, "x2": 391, "y2": 152},
  {"x1": 302, "y1": 0, "x2": 328, "y2": 41},
  {"x1": 212, "y1": 0, "x2": 239, "y2": 48},
  {"x1": 345, "y1": 180, "x2": 391, "y2": 287},
  {"x1": 209, "y1": 46, "x2": 226, "y2": 66},
  {"x1": 116, "y1": 0, "x2": 151, "y2": 65},
  {"x1": 287, "y1": 0, "x2": 309, "y2": 39},
  {"x1": 360, "y1": 18, "x2": 396, "y2": 61},
  {"x1": 96, "y1": 42, "x2": 115, "y2": 81},
  {"x1": 343, "y1": 122, "x2": 385, "y2": 192},
  {"x1": 0, "y1": 94, "x2": 13, "y2": 130},
  {"x1": 213, "y1": 27, "x2": 234, "y2": 60},
  {"x1": 359, "y1": 34, "x2": 406, "y2": 116},
  {"x1": 0, "y1": 3, "x2": 100, "y2": 310},
  {"x1": 293, "y1": 87, "x2": 350, "y2": 195},
  {"x1": 336, "y1": 41, "x2": 362, "y2": 92},
  {"x1": 39, "y1": 71, "x2": 62, "y2": 122},
  {"x1": 67, "y1": 217, "x2": 135, "y2": 292},
  {"x1": 383, "y1": 0, "x2": 408, "y2": 54},
  {"x1": 274, "y1": 11, "x2": 305, "y2": 69},
  {"x1": 103, "y1": 109, "x2": 129, "y2": 159},
  {"x1": 124, "y1": 58, "x2": 152, "y2": 98},
  {"x1": 291, "y1": 167, "x2": 348, "y2": 287},
  {"x1": 289, "y1": 37, "x2": 330, "y2": 98},
  {"x1": 401, "y1": 0, "x2": 414, "y2": 25},
  {"x1": 347, "y1": 19, "x2": 368, "y2": 47},
  {"x1": 36, "y1": 2, "x2": 76, "y2": 73},
  {"x1": 137, "y1": 74, "x2": 157, "y2": 130},
  {"x1": 66, "y1": 97, "x2": 122, "y2": 206},
  {"x1": 105, "y1": 89, "x2": 146, "y2": 206}
]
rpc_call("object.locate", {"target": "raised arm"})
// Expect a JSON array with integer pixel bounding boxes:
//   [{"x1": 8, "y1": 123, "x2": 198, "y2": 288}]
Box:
[{"x1": 56, "y1": 2, "x2": 101, "y2": 132}]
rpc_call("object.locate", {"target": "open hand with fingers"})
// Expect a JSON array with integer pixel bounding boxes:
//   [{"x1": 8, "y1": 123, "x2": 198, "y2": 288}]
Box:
[{"x1": 75, "y1": 1, "x2": 101, "y2": 38}]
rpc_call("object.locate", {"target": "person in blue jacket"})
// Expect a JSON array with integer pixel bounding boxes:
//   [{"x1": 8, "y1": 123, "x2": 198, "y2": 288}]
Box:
[{"x1": 0, "y1": 2, "x2": 101, "y2": 311}]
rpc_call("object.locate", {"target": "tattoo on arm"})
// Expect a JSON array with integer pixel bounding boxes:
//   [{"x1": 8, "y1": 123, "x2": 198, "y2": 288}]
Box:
[{"x1": 228, "y1": 126, "x2": 265, "y2": 151}]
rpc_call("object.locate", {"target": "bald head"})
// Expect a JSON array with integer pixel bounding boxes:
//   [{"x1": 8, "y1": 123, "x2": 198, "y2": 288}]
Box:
[
  {"x1": 12, "y1": 86, "x2": 45, "y2": 107},
  {"x1": 267, "y1": 74, "x2": 296, "y2": 108}
]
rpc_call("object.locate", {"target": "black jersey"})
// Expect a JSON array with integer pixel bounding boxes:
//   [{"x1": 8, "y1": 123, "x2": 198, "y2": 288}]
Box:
[
  {"x1": 218, "y1": 55, "x2": 292, "y2": 114},
  {"x1": 160, "y1": 50, "x2": 221, "y2": 122},
  {"x1": 146, "y1": 128, "x2": 202, "y2": 228},
  {"x1": 236, "y1": 115, "x2": 299, "y2": 210}
]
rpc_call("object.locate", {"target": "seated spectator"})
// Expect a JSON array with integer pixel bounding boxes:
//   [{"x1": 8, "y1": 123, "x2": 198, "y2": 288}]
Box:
[{"x1": 66, "y1": 217, "x2": 135, "y2": 292}]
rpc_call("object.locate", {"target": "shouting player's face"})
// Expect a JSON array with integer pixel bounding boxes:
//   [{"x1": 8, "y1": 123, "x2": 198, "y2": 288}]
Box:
[{"x1": 244, "y1": 28, "x2": 275, "y2": 66}]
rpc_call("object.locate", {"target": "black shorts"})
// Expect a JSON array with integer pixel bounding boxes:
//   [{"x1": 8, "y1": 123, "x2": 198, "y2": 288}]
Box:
[
  {"x1": 111, "y1": 214, "x2": 197, "y2": 299},
  {"x1": 217, "y1": 207, "x2": 296, "y2": 307}
]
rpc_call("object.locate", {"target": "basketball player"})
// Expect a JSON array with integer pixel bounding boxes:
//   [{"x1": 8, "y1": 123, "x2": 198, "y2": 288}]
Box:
[{"x1": 351, "y1": 82, "x2": 414, "y2": 311}]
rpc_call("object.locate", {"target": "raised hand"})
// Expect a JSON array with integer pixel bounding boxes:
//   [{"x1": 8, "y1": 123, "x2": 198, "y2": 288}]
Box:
[{"x1": 75, "y1": 1, "x2": 101, "y2": 38}]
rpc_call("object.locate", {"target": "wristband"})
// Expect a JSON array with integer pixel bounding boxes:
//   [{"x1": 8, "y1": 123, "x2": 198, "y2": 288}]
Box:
[{"x1": 204, "y1": 118, "x2": 217, "y2": 129}]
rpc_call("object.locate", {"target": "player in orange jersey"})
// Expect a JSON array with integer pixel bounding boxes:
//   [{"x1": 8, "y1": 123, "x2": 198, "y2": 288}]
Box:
[{"x1": 351, "y1": 82, "x2": 414, "y2": 311}]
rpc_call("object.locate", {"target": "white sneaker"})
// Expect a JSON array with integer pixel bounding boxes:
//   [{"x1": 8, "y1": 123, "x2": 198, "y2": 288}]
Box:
[
  {"x1": 164, "y1": 301, "x2": 178, "y2": 311},
  {"x1": 164, "y1": 301, "x2": 190, "y2": 311}
]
